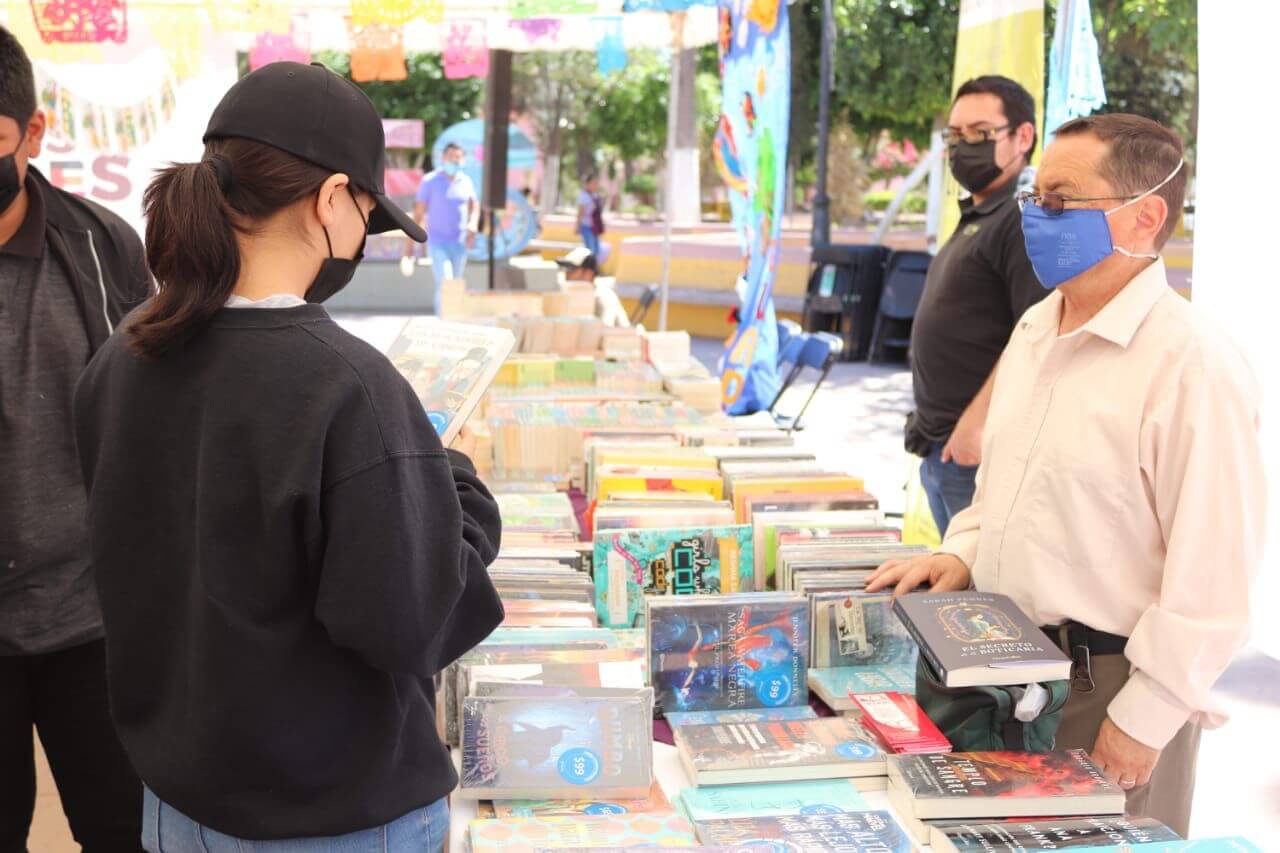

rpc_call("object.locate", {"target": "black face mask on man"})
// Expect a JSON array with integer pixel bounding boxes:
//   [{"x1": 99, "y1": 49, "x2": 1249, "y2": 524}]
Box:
[
  {"x1": 306, "y1": 186, "x2": 368, "y2": 304},
  {"x1": 0, "y1": 133, "x2": 26, "y2": 216},
  {"x1": 948, "y1": 138, "x2": 1004, "y2": 196}
]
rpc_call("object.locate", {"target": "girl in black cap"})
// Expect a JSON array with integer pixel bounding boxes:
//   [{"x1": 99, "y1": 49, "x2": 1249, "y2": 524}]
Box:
[{"x1": 73, "y1": 63, "x2": 502, "y2": 852}]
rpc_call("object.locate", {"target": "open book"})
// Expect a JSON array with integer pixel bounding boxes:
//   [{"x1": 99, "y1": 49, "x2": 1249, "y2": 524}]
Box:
[{"x1": 385, "y1": 317, "x2": 515, "y2": 446}]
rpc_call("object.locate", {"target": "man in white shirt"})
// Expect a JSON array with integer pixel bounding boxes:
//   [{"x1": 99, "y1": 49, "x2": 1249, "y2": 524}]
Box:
[{"x1": 868, "y1": 113, "x2": 1264, "y2": 836}]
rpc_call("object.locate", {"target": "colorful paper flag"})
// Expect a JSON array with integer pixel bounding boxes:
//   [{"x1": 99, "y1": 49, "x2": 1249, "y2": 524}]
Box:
[
  {"x1": 593, "y1": 16, "x2": 626, "y2": 75},
  {"x1": 29, "y1": 0, "x2": 128, "y2": 43},
  {"x1": 443, "y1": 18, "x2": 488, "y2": 80},
  {"x1": 350, "y1": 22, "x2": 408, "y2": 82}
]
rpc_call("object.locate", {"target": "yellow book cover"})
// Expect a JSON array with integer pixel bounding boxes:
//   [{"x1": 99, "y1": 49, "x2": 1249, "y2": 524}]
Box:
[{"x1": 597, "y1": 473, "x2": 724, "y2": 503}]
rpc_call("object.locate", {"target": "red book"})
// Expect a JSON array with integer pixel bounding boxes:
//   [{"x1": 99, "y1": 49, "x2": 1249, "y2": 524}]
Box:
[{"x1": 850, "y1": 691, "x2": 951, "y2": 754}]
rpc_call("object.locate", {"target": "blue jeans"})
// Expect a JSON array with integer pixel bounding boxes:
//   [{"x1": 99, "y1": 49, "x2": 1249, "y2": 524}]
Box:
[
  {"x1": 579, "y1": 223, "x2": 600, "y2": 258},
  {"x1": 141, "y1": 787, "x2": 448, "y2": 853},
  {"x1": 919, "y1": 441, "x2": 978, "y2": 537},
  {"x1": 428, "y1": 240, "x2": 469, "y2": 314}
]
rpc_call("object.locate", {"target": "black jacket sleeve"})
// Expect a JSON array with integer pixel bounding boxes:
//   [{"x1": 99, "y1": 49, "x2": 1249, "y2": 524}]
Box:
[{"x1": 313, "y1": 447, "x2": 503, "y2": 677}]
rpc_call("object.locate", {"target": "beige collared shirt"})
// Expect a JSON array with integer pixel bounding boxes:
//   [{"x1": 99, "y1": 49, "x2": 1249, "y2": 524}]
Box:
[{"x1": 940, "y1": 259, "x2": 1265, "y2": 750}]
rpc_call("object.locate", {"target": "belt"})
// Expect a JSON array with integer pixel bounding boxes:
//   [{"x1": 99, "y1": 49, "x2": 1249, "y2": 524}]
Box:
[
  {"x1": 1041, "y1": 621, "x2": 1128, "y2": 694},
  {"x1": 1041, "y1": 621, "x2": 1128, "y2": 656}
]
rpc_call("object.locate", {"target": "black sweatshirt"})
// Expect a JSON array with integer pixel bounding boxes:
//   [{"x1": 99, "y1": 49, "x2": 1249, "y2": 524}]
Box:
[{"x1": 72, "y1": 304, "x2": 504, "y2": 840}]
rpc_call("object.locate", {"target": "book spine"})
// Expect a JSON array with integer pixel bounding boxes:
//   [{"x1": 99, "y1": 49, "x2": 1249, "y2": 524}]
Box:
[{"x1": 892, "y1": 599, "x2": 944, "y2": 684}]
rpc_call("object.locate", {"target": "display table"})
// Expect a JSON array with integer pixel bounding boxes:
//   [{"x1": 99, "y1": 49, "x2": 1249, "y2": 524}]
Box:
[{"x1": 448, "y1": 743, "x2": 921, "y2": 851}]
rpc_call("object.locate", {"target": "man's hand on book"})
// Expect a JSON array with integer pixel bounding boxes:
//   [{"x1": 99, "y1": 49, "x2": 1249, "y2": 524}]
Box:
[
  {"x1": 864, "y1": 553, "x2": 971, "y2": 598},
  {"x1": 1093, "y1": 716, "x2": 1160, "y2": 791},
  {"x1": 452, "y1": 425, "x2": 478, "y2": 459}
]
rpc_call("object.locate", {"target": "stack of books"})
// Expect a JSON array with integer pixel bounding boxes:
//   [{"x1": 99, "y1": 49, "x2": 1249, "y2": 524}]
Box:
[{"x1": 886, "y1": 749, "x2": 1130, "y2": 845}]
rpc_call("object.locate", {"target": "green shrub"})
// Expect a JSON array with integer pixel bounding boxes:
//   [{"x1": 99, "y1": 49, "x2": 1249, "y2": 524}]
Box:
[
  {"x1": 862, "y1": 190, "x2": 926, "y2": 214},
  {"x1": 626, "y1": 174, "x2": 659, "y2": 196}
]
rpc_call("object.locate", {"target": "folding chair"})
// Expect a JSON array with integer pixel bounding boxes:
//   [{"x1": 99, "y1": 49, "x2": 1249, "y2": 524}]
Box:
[
  {"x1": 629, "y1": 284, "x2": 659, "y2": 327},
  {"x1": 768, "y1": 331, "x2": 845, "y2": 432},
  {"x1": 869, "y1": 250, "x2": 930, "y2": 363}
]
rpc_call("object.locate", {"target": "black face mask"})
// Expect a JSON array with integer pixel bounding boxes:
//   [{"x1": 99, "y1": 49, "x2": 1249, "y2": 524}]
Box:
[
  {"x1": 0, "y1": 137, "x2": 24, "y2": 216},
  {"x1": 306, "y1": 188, "x2": 368, "y2": 305},
  {"x1": 949, "y1": 139, "x2": 1003, "y2": 195}
]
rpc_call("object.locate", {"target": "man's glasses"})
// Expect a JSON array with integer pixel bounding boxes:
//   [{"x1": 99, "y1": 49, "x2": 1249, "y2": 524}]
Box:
[
  {"x1": 1016, "y1": 190, "x2": 1141, "y2": 216},
  {"x1": 941, "y1": 124, "x2": 1010, "y2": 147}
]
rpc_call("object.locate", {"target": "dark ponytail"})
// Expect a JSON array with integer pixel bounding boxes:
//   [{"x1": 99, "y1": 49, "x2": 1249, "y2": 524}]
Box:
[{"x1": 128, "y1": 138, "x2": 333, "y2": 358}]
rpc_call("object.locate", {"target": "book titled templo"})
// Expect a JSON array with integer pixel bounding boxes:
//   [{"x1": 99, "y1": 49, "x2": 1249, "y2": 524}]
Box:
[{"x1": 892, "y1": 591, "x2": 1071, "y2": 687}]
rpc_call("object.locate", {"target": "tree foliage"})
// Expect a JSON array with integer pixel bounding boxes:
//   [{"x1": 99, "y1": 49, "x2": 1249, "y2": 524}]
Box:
[
  {"x1": 313, "y1": 51, "x2": 483, "y2": 168},
  {"x1": 1048, "y1": 0, "x2": 1198, "y2": 152}
]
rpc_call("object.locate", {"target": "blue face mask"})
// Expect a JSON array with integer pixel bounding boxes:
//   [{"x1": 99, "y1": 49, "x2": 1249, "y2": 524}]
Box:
[
  {"x1": 1020, "y1": 160, "x2": 1183, "y2": 290},
  {"x1": 442, "y1": 161, "x2": 461, "y2": 177}
]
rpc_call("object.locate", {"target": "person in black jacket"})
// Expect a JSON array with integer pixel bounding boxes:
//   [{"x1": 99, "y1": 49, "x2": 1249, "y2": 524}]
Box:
[
  {"x1": 72, "y1": 63, "x2": 503, "y2": 852},
  {"x1": 1, "y1": 26, "x2": 150, "y2": 853}
]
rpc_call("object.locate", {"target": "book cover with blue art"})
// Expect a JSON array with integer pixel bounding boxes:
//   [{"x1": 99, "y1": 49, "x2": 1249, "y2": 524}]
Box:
[
  {"x1": 808, "y1": 664, "x2": 917, "y2": 712},
  {"x1": 810, "y1": 592, "x2": 918, "y2": 669},
  {"x1": 468, "y1": 813, "x2": 698, "y2": 852},
  {"x1": 647, "y1": 594, "x2": 808, "y2": 714},
  {"x1": 693, "y1": 810, "x2": 911, "y2": 852},
  {"x1": 594, "y1": 525, "x2": 754, "y2": 628},
  {"x1": 459, "y1": 689, "x2": 653, "y2": 800}
]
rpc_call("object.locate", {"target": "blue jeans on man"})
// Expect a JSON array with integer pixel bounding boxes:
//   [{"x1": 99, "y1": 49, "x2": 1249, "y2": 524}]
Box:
[
  {"x1": 919, "y1": 441, "x2": 978, "y2": 537},
  {"x1": 142, "y1": 787, "x2": 449, "y2": 852},
  {"x1": 428, "y1": 239, "x2": 469, "y2": 315}
]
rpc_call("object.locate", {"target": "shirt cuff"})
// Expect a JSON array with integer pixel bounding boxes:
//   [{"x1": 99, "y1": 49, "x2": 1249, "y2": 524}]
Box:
[
  {"x1": 936, "y1": 531, "x2": 979, "y2": 571},
  {"x1": 1107, "y1": 669, "x2": 1193, "y2": 751}
]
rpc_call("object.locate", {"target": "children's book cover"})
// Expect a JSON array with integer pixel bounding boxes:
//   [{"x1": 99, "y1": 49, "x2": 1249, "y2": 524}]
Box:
[
  {"x1": 460, "y1": 691, "x2": 653, "y2": 799},
  {"x1": 648, "y1": 595, "x2": 808, "y2": 714},
  {"x1": 594, "y1": 526, "x2": 754, "y2": 627}
]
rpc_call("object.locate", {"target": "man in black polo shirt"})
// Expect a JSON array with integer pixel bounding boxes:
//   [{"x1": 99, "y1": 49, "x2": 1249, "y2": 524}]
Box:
[
  {"x1": 1, "y1": 27, "x2": 150, "y2": 850},
  {"x1": 907, "y1": 76, "x2": 1046, "y2": 535}
]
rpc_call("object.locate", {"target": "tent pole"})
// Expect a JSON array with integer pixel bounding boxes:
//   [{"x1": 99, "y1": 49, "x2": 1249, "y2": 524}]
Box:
[{"x1": 811, "y1": 0, "x2": 834, "y2": 248}]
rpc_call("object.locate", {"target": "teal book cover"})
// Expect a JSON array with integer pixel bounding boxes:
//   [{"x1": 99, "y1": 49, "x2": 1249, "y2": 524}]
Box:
[
  {"x1": 593, "y1": 525, "x2": 754, "y2": 628},
  {"x1": 810, "y1": 592, "x2": 919, "y2": 669},
  {"x1": 679, "y1": 779, "x2": 869, "y2": 821},
  {"x1": 809, "y1": 664, "x2": 916, "y2": 698}
]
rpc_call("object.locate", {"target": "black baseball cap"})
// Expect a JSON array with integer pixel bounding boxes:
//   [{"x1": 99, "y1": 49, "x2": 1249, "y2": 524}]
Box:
[{"x1": 203, "y1": 62, "x2": 426, "y2": 242}]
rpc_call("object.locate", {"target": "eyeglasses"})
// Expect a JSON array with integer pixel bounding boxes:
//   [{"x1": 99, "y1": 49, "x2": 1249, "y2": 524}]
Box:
[
  {"x1": 1015, "y1": 190, "x2": 1143, "y2": 216},
  {"x1": 941, "y1": 124, "x2": 1010, "y2": 147}
]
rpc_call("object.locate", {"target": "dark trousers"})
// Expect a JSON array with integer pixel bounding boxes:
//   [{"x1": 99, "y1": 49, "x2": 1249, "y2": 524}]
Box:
[
  {"x1": 919, "y1": 441, "x2": 978, "y2": 537},
  {"x1": 0, "y1": 639, "x2": 142, "y2": 853}
]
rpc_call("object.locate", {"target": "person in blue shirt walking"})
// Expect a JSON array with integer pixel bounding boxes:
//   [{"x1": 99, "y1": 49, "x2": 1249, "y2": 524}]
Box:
[{"x1": 411, "y1": 143, "x2": 478, "y2": 313}]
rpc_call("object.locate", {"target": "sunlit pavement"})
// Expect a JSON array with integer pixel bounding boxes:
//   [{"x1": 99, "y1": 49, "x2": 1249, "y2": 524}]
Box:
[{"x1": 691, "y1": 336, "x2": 1280, "y2": 843}]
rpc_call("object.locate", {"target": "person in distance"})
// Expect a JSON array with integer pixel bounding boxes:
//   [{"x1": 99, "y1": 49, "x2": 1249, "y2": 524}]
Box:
[
  {"x1": 868, "y1": 113, "x2": 1263, "y2": 838},
  {"x1": 73, "y1": 62, "x2": 503, "y2": 852}
]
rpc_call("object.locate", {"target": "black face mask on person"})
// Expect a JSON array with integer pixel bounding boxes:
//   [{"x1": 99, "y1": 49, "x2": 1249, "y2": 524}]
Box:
[
  {"x1": 306, "y1": 186, "x2": 368, "y2": 304},
  {"x1": 948, "y1": 139, "x2": 1005, "y2": 196},
  {"x1": 0, "y1": 131, "x2": 26, "y2": 215}
]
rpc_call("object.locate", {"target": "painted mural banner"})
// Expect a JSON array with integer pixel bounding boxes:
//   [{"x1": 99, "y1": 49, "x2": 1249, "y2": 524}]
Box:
[{"x1": 715, "y1": 0, "x2": 787, "y2": 415}]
